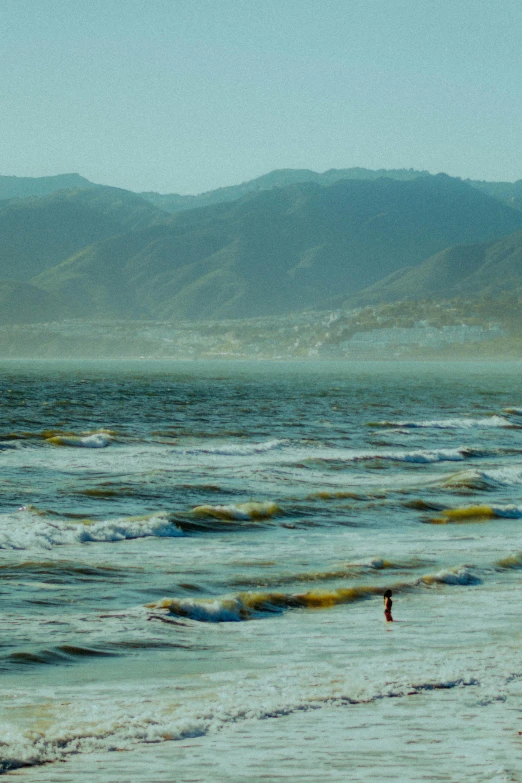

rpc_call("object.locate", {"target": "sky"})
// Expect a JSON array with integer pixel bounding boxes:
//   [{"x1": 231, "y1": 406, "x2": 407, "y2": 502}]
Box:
[{"x1": 1, "y1": 0, "x2": 521, "y2": 194}]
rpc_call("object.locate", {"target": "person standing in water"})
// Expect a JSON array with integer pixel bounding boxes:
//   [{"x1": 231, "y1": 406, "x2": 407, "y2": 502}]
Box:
[{"x1": 384, "y1": 589, "x2": 393, "y2": 622}]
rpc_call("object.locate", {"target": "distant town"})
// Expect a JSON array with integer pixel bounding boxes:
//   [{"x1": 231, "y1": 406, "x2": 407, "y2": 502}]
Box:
[{"x1": 0, "y1": 296, "x2": 516, "y2": 360}]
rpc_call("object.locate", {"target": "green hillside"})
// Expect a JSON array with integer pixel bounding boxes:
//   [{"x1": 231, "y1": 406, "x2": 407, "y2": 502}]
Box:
[
  {"x1": 0, "y1": 173, "x2": 96, "y2": 200},
  {"x1": 0, "y1": 280, "x2": 63, "y2": 324},
  {"x1": 0, "y1": 186, "x2": 166, "y2": 280},
  {"x1": 351, "y1": 230, "x2": 522, "y2": 305},
  {"x1": 32, "y1": 175, "x2": 522, "y2": 321}
]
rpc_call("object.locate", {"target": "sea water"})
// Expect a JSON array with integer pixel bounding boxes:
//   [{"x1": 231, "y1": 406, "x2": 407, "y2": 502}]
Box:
[{"x1": 1, "y1": 360, "x2": 522, "y2": 782}]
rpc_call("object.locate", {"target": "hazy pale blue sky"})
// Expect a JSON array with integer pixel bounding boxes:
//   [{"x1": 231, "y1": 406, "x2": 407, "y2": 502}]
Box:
[{"x1": 1, "y1": 0, "x2": 521, "y2": 193}]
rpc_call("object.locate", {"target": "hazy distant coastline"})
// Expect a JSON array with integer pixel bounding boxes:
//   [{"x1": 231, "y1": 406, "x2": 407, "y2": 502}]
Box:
[
  {"x1": 1, "y1": 167, "x2": 521, "y2": 358},
  {"x1": 0, "y1": 295, "x2": 519, "y2": 361}
]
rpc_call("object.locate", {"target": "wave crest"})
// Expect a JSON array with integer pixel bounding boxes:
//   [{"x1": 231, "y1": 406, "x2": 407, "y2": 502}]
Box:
[
  {"x1": 153, "y1": 585, "x2": 383, "y2": 622},
  {"x1": 46, "y1": 433, "x2": 111, "y2": 448},
  {"x1": 420, "y1": 567, "x2": 480, "y2": 586},
  {"x1": 191, "y1": 501, "x2": 280, "y2": 521},
  {"x1": 444, "y1": 466, "x2": 522, "y2": 490},
  {"x1": 425, "y1": 504, "x2": 522, "y2": 524},
  {"x1": 0, "y1": 510, "x2": 182, "y2": 550},
  {"x1": 370, "y1": 416, "x2": 513, "y2": 429},
  {"x1": 150, "y1": 563, "x2": 479, "y2": 623},
  {"x1": 181, "y1": 439, "x2": 287, "y2": 456}
]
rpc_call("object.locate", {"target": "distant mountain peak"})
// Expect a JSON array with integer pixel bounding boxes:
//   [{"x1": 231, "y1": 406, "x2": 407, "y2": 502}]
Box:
[{"x1": 0, "y1": 173, "x2": 97, "y2": 200}]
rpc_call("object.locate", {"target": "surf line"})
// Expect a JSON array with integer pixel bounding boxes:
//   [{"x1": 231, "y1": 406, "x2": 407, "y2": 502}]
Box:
[
  {"x1": 0, "y1": 677, "x2": 481, "y2": 774},
  {"x1": 147, "y1": 566, "x2": 480, "y2": 623}
]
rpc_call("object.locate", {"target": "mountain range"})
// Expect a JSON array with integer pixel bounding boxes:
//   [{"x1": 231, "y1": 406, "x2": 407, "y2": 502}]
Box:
[
  {"x1": 0, "y1": 186, "x2": 164, "y2": 281},
  {"x1": 1, "y1": 168, "x2": 522, "y2": 324},
  {"x1": 2, "y1": 167, "x2": 521, "y2": 213}
]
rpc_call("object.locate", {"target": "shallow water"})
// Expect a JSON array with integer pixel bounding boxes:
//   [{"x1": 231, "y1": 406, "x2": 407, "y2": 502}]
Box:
[{"x1": 2, "y1": 360, "x2": 522, "y2": 781}]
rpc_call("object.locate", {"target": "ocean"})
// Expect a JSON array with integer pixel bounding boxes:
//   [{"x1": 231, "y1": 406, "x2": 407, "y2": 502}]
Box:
[{"x1": 1, "y1": 359, "x2": 522, "y2": 782}]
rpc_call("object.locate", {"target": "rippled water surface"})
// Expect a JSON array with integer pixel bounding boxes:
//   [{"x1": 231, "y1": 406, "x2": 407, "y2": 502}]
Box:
[{"x1": 2, "y1": 360, "x2": 522, "y2": 782}]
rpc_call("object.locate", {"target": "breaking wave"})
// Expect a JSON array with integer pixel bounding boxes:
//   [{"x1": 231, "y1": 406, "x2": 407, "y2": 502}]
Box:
[
  {"x1": 309, "y1": 446, "x2": 486, "y2": 464},
  {"x1": 370, "y1": 416, "x2": 514, "y2": 429},
  {"x1": 46, "y1": 433, "x2": 112, "y2": 448},
  {"x1": 423, "y1": 504, "x2": 522, "y2": 524},
  {"x1": 172, "y1": 441, "x2": 488, "y2": 467},
  {"x1": 0, "y1": 509, "x2": 182, "y2": 550},
  {"x1": 443, "y1": 466, "x2": 522, "y2": 491},
  {"x1": 150, "y1": 565, "x2": 479, "y2": 623},
  {"x1": 419, "y1": 567, "x2": 481, "y2": 586},
  {"x1": 152, "y1": 585, "x2": 387, "y2": 622},
  {"x1": 180, "y1": 439, "x2": 287, "y2": 456},
  {"x1": 0, "y1": 670, "x2": 480, "y2": 772},
  {"x1": 191, "y1": 501, "x2": 280, "y2": 521}
]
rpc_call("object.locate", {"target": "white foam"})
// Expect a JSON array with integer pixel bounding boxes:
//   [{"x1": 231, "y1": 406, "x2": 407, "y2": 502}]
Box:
[
  {"x1": 167, "y1": 596, "x2": 246, "y2": 623},
  {"x1": 173, "y1": 440, "x2": 476, "y2": 468},
  {"x1": 0, "y1": 510, "x2": 183, "y2": 551},
  {"x1": 484, "y1": 467, "x2": 522, "y2": 486},
  {"x1": 46, "y1": 433, "x2": 111, "y2": 448},
  {"x1": 445, "y1": 465, "x2": 522, "y2": 489},
  {"x1": 373, "y1": 416, "x2": 512, "y2": 429},
  {"x1": 180, "y1": 439, "x2": 287, "y2": 456},
  {"x1": 0, "y1": 650, "x2": 498, "y2": 773},
  {"x1": 365, "y1": 447, "x2": 473, "y2": 463},
  {"x1": 420, "y1": 566, "x2": 481, "y2": 586},
  {"x1": 306, "y1": 446, "x2": 486, "y2": 466},
  {"x1": 358, "y1": 557, "x2": 388, "y2": 569}
]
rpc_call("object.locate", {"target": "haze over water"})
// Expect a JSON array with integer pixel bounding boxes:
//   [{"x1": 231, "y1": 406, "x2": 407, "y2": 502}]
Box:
[{"x1": 2, "y1": 359, "x2": 522, "y2": 781}]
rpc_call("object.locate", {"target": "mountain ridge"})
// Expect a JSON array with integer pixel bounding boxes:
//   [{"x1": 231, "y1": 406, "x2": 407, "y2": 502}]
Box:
[
  {"x1": 139, "y1": 167, "x2": 432, "y2": 212},
  {"x1": 3, "y1": 167, "x2": 522, "y2": 214},
  {"x1": 0, "y1": 186, "x2": 166, "y2": 280},
  {"x1": 1, "y1": 170, "x2": 522, "y2": 324},
  {"x1": 30, "y1": 175, "x2": 522, "y2": 321},
  {"x1": 0, "y1": 173, "x2": 97, "y2": 200}
]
